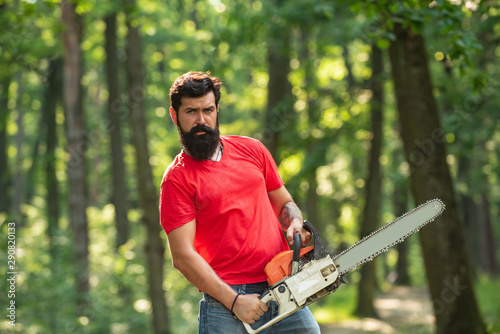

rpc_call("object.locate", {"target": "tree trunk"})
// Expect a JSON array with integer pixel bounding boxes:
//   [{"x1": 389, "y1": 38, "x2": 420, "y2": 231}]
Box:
[
  {"x1": 264, "y1": 42, "x2": 292, "y2": 159},
  {"x1": 457, "y1": 157, "x2": 479, "y2": 276},
  {"x1": 41, "y1": 56, "x2": 63, "y2": 333},
  {"x1": 466, "y1": 141, "x2": 498, "y2": 276},
  {"x1": 0, "y1": 75, "x2": 12, "y2": 213},
  {"x1": 388, "y1": 23, "x2": 486, "y2": 334},
  {"x1": 105, "y1": 13, "x2": 130, "y2": 249},
  {"x1": 342, "y1": 45, "x2": 356, "y2": 93},
  {"x1": 393, "y1": 186, "x2": 411, "y2": 285},
  {"x1": 61, "y1": 0, "x2": 90, "y2": 314},
  {"x1": 478, "y1": 195, "x2": 498, "y2": 275},
  {"x1": 12, "y1": 72, "x2": 23, "y2": 223},
  {"x1": 125, "y1": 2, "x2": 170, "y2": 333},
  {"x1": 24, "y1": 122, "x2": 42, "y2": 207},
  {"x1": 355, "y1": 45, "x2": 384, "y2": 318},
  {"x1": 389, "y1": 119, "x2": 412, "y2": 285},
  {"x1": 43, "y1": 58, "x2": 63, "y2": 259},
  {"x1": 263, "y1": 0, "x2": 293, "y2": 159}
]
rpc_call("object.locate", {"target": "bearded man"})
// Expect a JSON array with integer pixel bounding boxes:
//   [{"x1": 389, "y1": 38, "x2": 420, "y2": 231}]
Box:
[{"x1": 159, "y1": 71, "x2": 320, "y2": 334}]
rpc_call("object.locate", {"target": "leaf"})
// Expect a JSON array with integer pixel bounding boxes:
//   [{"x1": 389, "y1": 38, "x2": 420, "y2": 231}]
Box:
[{"x1": 376, "y1": 38, "x2": 391, "y2": 50}]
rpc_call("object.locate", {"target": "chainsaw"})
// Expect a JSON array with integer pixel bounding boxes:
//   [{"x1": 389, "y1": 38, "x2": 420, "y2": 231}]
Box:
[{"x1": 243, "y1": 198, "x2": 445, "y2": 334}]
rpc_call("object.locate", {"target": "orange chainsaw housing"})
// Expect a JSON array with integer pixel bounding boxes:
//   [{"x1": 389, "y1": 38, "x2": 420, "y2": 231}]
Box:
[{"x1": 264, "y1": 245, "x2": 315, "y2": 286}]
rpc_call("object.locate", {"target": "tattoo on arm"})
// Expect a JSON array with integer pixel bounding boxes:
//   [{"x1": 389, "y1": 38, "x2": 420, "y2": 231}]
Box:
[{"x1": 279, "y1": 202, "x2": 303, "y2": 230}]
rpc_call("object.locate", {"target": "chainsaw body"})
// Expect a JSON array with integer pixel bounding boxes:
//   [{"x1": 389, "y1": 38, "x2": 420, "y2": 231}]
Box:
[
  {"x1": 243, "y1": 221, "x2": 340, "y2": 334},
  {"x1": 244, "y1": 198, "x2": 446, "y2": 334},
  {"x1": 242, "y1": 199, "x2": 446, "y2": 334}
]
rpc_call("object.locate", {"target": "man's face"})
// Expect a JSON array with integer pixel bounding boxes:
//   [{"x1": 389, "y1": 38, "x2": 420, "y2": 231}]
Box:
[{"x1": 169, "y1": 92, "x2": 220, "y2": 160}]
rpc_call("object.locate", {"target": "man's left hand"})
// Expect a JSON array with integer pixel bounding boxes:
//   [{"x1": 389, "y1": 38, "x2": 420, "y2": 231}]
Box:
[{"x1": 286, "y1": 221, "x2": 311, "y2": 247}]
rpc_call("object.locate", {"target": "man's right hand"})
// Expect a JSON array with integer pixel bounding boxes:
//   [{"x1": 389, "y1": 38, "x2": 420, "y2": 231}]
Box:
[{"x1": 232, "y1": 294, "x2": 268, "y2": 324}]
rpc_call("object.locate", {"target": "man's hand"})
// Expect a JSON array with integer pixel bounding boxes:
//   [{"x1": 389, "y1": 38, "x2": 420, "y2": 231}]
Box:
[
  {"x1": 286, "y1": 220, "x2": 311, "y2": 247},
  {"x1": 232, "y1": 294, "x2": 268, "y2": 324}
]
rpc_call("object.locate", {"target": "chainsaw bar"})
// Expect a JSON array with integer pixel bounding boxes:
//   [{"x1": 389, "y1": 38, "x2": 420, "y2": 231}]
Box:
[{"x1": 333, "y1": 198, "x2": 445, "y2": 275}]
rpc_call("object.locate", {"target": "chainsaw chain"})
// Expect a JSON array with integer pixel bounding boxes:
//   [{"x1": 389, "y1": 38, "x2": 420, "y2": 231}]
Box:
[{"x1": 332, "y1": 198, "x2": 445, "y2": 275}]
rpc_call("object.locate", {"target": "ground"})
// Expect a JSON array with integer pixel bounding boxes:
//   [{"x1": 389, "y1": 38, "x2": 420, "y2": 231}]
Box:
[{"x1": 320, "y1": 286, "x2": 435, "y2": 334}]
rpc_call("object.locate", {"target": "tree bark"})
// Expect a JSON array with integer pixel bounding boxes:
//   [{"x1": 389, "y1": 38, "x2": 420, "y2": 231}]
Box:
[
  {"x1": 43, "y1": 58, "x2": 63, "y2": 259},
  {"x1": 299, "y1": 25, "x2": 321, "y2": 228},
  {"x1": 457, "y1": 157, "x2": 479, "y2": 276},
  {"x1": 389, "y1": 140, "x2": 411, "y2": 285},
  {"x1": 125, "y1": 2, "x2": 170, "y2": 333},
  {"x1": 40, "y1": 56, "x2": 63, "y2": 333},
  {"x1": 24, "y1": 112, "x2": 43, "y2": 206},
  {"x1": 355, "y1": 45, "x2": 384, "y2": 318},
  {"x1": 264, "y1": 42, "x2": 292, "y2": 159},
  {"x1": 388, "y1": 23, "x2": 486, "y2": 334},
  {"x1": 62, "y1": 0, "x2": 90, "y2": 314},
  {"x1": 393, "y1": 186, "x2": 411, "y2": 285},
  {"x1": 12, "y1": 72, "x2": 23, "y2": 223},
  {"x1": 342, "y1": 45, "x2": 356, "y2": 93},
  {"x1": 105, "y1": 13, "x2": 130, "y2": 249},
  {"x1": 0, "y1": 75, "x2": 12, "y2": 213},
  {"x1": 478, "y1": 195, "x2": 498, "y2": 275},
  {"x1": 263, "y1": 0, "x2": 293, "y2": 159}
]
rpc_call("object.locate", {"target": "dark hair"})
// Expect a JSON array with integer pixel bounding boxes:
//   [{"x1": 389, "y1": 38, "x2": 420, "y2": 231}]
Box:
[{"x1": 169, "y1": 71, "x2": 222, "y2": 112}]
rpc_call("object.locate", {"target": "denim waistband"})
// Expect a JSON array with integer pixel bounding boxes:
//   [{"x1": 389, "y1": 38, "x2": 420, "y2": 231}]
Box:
[
  {"x1": 229, "y1": 281, "x2": 269, "y2": 294},
  {"x1": 204, "y1": 281, "x2": 269, "y2": 301}
]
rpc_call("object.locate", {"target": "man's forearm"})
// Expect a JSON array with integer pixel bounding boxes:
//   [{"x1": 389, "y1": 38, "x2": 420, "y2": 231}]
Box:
[
  {"x1": 278, "y1": 201, "x2": 303, "y2": 231},
  {"x1": 278, "y1": 201, "x2": 312, "y2": 246},
  {"x1": 172, "y1": 248, "x2": 268, "y2": 323},
  {"x1": 173, "y1": 248, "x2": 236, "y2": 310}
]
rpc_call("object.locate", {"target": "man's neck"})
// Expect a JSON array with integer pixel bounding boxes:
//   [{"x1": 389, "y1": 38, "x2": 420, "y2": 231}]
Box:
[{"x1": 209, "y1": 141, "x2": 223, "y2": 161}]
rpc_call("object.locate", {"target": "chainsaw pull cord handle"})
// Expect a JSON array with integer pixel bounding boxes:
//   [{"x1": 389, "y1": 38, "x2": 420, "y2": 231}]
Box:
[{"x1": 291, "y1": 233, "x2": 301, "y2": 275}]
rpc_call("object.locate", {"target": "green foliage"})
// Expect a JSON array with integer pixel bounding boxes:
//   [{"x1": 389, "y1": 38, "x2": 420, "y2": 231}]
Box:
[
  {"x1": 476, "y1": 276, "x2": 500, "y2": 333},
  {"x1": 0, "y1": 203, "x2": 152, "y2": 333},
  {"x1": 347, "y1": 0, "x2": 484, "y2": 67},
  {"x1": 0, "y1": 0, "x2": 499, "y2": 333},
  {"x1": 309, "y1": 282, "x2": 358, "y2": 323},
  {"x1": 310, "y1": 275, "x2": 500, "y2": 332}
]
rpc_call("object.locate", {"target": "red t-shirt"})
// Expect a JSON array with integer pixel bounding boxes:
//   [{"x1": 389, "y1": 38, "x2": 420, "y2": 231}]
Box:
[{"x1": 159, "y1": 136, "x2": 289, "y2": 285}]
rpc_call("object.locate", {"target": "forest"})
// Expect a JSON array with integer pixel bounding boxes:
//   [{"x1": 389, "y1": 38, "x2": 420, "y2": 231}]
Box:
[{"x1": 0, "y1": 0, "x2": 499, "y2": 333}]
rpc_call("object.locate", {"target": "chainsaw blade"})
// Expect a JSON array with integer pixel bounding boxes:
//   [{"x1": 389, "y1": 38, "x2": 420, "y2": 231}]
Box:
[{"x1": 333, "y1": 198, "x2": 445, "y2": 275}]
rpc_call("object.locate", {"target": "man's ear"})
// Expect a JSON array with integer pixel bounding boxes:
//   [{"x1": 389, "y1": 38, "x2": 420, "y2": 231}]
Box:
[{"x1": 169, "y1": 107, "x2": 178, "y2": 126}]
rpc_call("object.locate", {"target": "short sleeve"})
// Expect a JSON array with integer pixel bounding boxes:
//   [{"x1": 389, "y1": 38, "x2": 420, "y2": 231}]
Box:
[
  {"x1": 257, "y1": 141, "x2": 284, "y2": 192},
  {"x1": 159, "y1": 173, "x2": 196, "y2": 234}
]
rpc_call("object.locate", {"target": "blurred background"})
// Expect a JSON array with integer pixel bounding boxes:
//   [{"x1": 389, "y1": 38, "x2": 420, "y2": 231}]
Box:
[{"x1": 0, "y1": 0, "x2": 499, "y2": 333}]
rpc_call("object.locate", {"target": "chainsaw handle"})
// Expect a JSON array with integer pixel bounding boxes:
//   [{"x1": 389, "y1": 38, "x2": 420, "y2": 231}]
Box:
[
  {"x1": 293, "y1": 233, "x2": 301, "y2": 251},
  {"x1": 291, "y1": 233, "x2": 301, "y2": 275},
  {"x1": 242, "y1": 290, "x2": 275, "y2": 334},
  {"x1": 258, "y1": 289, "x2": 274, "y2": 304},
  {"x1": 303, "y1": 220, "x2": 330, "y2": 259}
]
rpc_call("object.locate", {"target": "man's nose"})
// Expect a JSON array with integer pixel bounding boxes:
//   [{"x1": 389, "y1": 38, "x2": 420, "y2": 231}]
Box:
[{"x1": 195, "y1": 111, "x2": 206, "y2": 125}]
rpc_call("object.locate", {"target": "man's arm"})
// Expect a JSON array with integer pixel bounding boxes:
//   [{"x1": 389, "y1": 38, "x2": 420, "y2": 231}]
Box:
[
  {"x1": 268, "y1": 185, "x2": 311, "y2": 246},
  {"x1": 167, "y1": 219, "x2": 268, "y2": 323}
]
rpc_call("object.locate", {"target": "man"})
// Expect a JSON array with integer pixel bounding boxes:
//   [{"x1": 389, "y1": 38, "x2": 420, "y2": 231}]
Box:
[{"x1": 160, "y1": 71, "x2": 320, "y2": 333}]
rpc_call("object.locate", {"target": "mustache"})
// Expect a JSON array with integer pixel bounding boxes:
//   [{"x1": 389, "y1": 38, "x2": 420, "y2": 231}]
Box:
[{"x1": 187, "y1": 124, "x2": 218, "y2": 135}]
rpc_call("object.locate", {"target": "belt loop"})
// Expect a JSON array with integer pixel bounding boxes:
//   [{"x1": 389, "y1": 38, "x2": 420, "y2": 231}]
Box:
[{"x1": 231, "y1": 283, "x2": 245, "y2": 295}]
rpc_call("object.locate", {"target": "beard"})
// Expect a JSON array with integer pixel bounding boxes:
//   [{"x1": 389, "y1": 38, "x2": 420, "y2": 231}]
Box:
[{"x1": 178, "y1": 121, "x2": 220, "y2": 160}]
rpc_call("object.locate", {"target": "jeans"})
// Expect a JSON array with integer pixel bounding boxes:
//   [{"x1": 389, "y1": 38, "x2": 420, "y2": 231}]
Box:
[{"x1": 198, "y1": 281, "x2": 320, "y2": 334}]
